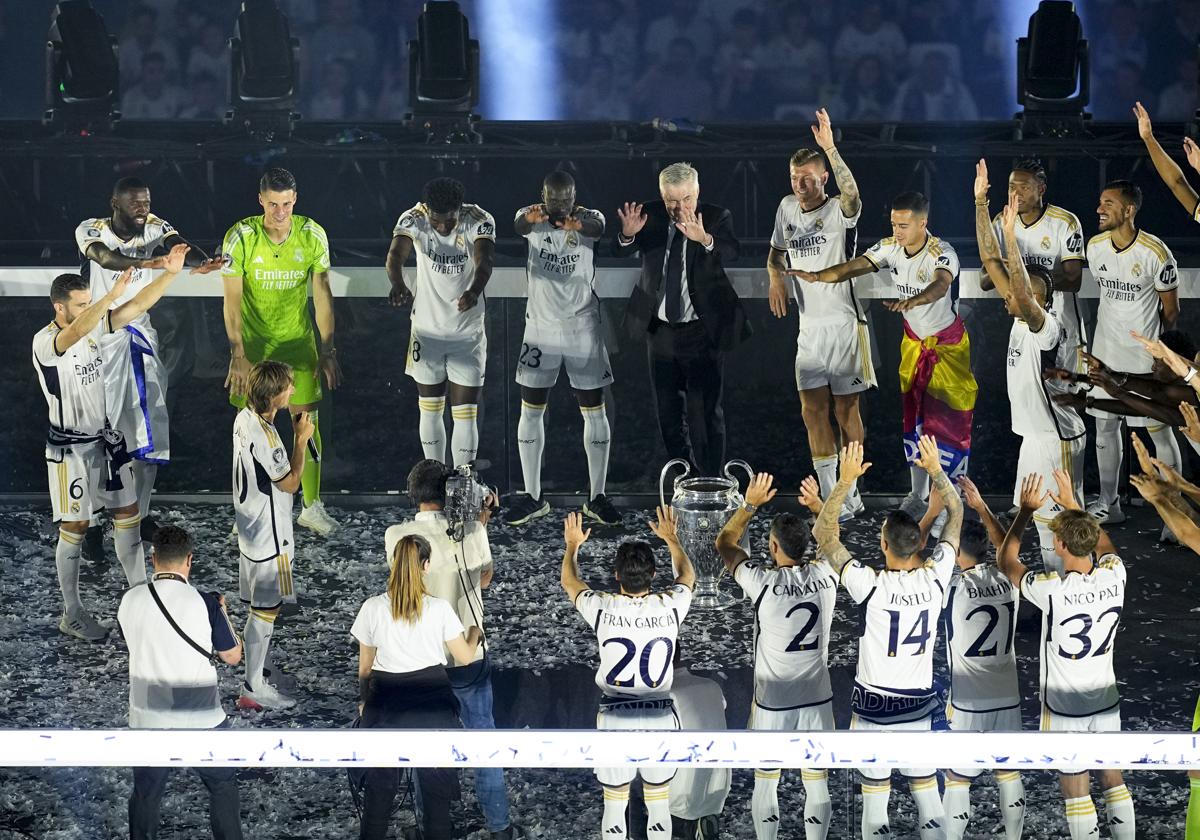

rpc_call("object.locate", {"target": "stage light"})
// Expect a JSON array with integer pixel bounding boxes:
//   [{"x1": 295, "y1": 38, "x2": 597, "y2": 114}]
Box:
[
  {"x1": 227, "y1": 0, "x2": 299, "y2": 139},
  {"x1": 409, "y1": 1, "x2": 479, "y2": 119},
  {"x1": 1015, "y1": 0, "x2": 1089, "y2": 137},
  {"x1": 44, "y1": 0, "x2": 120, "y2": 130}
]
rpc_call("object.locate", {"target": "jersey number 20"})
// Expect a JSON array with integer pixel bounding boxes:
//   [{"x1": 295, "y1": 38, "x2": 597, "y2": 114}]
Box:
[{"x1": 603, "y1": 636, "x2": 674, "y2": 689}]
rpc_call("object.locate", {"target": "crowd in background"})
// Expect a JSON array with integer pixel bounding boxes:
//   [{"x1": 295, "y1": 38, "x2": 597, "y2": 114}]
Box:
[{"x1": 2, "y1": 0, "x2": 1197, "y2": 122}]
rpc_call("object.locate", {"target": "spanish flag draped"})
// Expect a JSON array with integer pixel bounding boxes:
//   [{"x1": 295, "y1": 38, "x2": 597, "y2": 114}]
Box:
[{"x1": 899, "y1": 316, "x2": 977, "y2": 478}]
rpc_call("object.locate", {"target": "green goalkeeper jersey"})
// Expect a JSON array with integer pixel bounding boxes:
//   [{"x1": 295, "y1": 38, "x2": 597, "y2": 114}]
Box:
[{"x1": 220, "y1": 214, "x2": 331, "y2": 341}]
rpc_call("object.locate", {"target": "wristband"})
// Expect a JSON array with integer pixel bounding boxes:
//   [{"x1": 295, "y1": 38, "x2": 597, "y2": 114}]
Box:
[
  {"x1": 1186, "y1": 367, "x2": 1197, "y2": 383},
  {"x1": 741, "y1": 502, "x2": 758, "y2": 515},
  {"x1": 975, "y1": 199, "x2": 989, "y2": 206}
]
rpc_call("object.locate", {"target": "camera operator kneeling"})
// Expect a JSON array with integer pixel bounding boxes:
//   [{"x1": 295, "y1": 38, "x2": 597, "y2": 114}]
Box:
[{"x1": 352, "y1": 534, "x2": 482, "y2": 840}]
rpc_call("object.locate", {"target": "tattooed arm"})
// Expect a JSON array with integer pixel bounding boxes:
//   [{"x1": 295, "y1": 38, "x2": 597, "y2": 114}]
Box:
[
  {"x1": 813, "y1": 441, "x2": 872, "y2": 573},
  {"x1": 812, "y1": 108, "x2": 861, "y2": 217},
  {"x1": 974, "y1": 159, "x2": 1009, "y2": 295},
  {"x1": 913, "y1": 434, "x2": 963, "y2": 551}
]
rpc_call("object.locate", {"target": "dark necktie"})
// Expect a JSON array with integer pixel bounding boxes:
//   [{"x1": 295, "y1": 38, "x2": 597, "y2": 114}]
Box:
[{"x1": 664, "y1": 229, "x2": 684, "y2": 323}]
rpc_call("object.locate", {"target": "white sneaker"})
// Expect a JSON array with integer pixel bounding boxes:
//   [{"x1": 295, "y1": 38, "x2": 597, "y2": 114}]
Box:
[
  {"x1": 237, "y1": 681, "x2": 296, "y2": 710},
  {"x1": 229, "y1": 520, "x2": 238, "y2": 539},
  {"x1": 297, "y1": 500, "x2": 338, "y2": 535},
  {"x1": 1086, "y1": 499, "x2": 1126, "y2": 525},
  {"x1": 839, "y1": 491, "x2": 866, "y2": 523},
  {"x1": 899, "y1": 493, "x2": 927, "y2": 518},
  {"x1": 929, "y1": 508, "x2": 949, "y2": 541},
  {"x1": 59, "y1": 610, "x2": 111, "y2": 641}
]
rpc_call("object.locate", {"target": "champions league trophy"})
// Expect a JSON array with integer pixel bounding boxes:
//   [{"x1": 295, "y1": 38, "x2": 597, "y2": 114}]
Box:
[{"x1": 659, "y1": 458, "x2": 754, "y2": 609}]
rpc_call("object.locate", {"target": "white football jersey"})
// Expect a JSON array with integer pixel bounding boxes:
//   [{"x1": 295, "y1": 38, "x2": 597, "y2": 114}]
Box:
[
  {"x1": 75, "y1": 215, "x2": 176, "y2": 327},
  {"x1": 516, "y1": 206, "x2": 604, "y2": 322},
  {"x1": 944, "y1": 564, "x2": 1021, "y2": 714},
  {"x1": 863, "y1": 234, "x2": 960, "y2": 338},
  {"x1": 33, "y1": 318, "x2": 111, "y2": 435},
  {"x1": 771, "y1": 195, "x2": 862, "y2": 326},
  {"x1": 1088, "y1": 230, "x2": 1177, "y2": 372},
  {"x1": 394, "y1": 203, "x2": 496, "y2": 339},
  {"x1": 232, "y1": 407, "x2": 295, "y2": 562},
  {"x1": 575, "y1": 584, "x2": 693, "y2": 700},
  {"x1": 1008, "y1": 311, "x2": 1085, "y2": 440},
  {"x1": 734, "y1": 559, "x2": 837, "y2": 711},
  {"x1": 842, "y1": 542, "x2": 956, "y2": 701},
  {"x1": 1022, "y1": 555, "x2": 1126, "y2": 717},
  {"x1": 994, "y1": 204, "x2": 1086, "y2": 344}
]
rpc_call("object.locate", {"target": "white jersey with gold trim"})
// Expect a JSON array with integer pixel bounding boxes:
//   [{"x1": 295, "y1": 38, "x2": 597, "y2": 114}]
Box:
[
  {"x1": 574, "y1": 584, "x2": 692, "y2": 701},
  {"x1": 232, "y1": 407, "x2": 294, "y2": 562},
  {"x1": 1087, "y1": 230, "x2": 1177, "y2": 372},
  {"x1": 944, "y1": 563, "x2": 1021, "y2": 714},
  {"x1": 516, "y1": 206, "x2": 604, "y2": 322},
  {"x1": 75, "y1": 215, "x2": 176, "y2": 324},
  {"x1": 32, "y1": 318, "x2": 111, "y2": 435},
  {"x1": 863, "y1": 234, "x2": 960, "y2": 338},
  {"x1": 394, "y1": 203, "x2": 496, "y2": 339},
  {"x1": 771, "y1": 195, "x2": 862, "y2": 326},
  {"x1": 733, "y1": 558, "x2": 837, "y2": 711},
  {"x1": 1021, "y1": 555, "x2": 1126, "y2": 718},
  {"x1": 1008, "y1": 311, "x2": 1085, "y2": 440}
]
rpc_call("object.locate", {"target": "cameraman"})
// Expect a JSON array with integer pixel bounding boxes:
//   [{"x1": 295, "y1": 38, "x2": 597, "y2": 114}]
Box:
[
  {"x1": 117, "y1": 525, "x2": 243, "y2": 840},
  {"x1": 384, "y1": 459, "x2": 517, "y2": 840}
]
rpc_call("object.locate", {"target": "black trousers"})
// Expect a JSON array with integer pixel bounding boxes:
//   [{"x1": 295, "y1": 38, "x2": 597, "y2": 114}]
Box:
[
  {"x1": 648, "y1": 320, "x2": 726, "y2": 476},
  {"x1": 129, "y1": 765, "x2": 242, "y2": 840}
]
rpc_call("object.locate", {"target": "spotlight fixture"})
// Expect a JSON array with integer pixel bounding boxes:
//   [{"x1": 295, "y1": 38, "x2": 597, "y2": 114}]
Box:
[
  {"x1": 44, "y1": 0, "x2": 120, "y2": 130},
  {"x1": 407, "y1": 1, "x2": 481, "y2": 142},
  {"x1": 226, "y1": 0, "x2": 299, "y2": 139},
  {"x1": 1015, "y1": 0, "x2": 1090, "y2": 138}
]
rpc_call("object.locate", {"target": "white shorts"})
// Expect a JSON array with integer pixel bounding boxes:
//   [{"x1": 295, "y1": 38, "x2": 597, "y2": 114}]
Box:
[
  {"x1": 1088, "y1": 321, "x2": 1155, "y2": 424},
  {"x1": 748, "y1": 700, "x2": 834, "y2": 732},
  {"x1": 515, "y1": 315, "x2": 613, "y2": 391},
  {"x1": 239, "y1": 551, "x2": 297, "y2": 610},
  {"x1": 102, "y1": 320, "x2": 170, "y2": 462},
  {"x1": 595, "y1": 699, "x2": 679, "y2": 787},
  {"x1": 946, "y1": 704, "x2": 1023, "y2": 778},
  {"x1": 1053, "y1": 290, "x2": 1086, "y2": 377},
  {"x1": 406, "y1": 328, "x2": 486, "y2": 388},
  {"x1": 1041, "y1": 705, "x2": 1121, "y2": 773},
  {"x1": 850, "y1": 713, "x2": 935, "y2": 780},
  {"x1": 1013, "y1": 434, "x2": 1085, "y2": 516},
  {"x1": 46, "y1": 443, "x2": 137, "y2": 522},
  {"x1": 795, "y1": 321, "x2": 876, "y2": 395}
]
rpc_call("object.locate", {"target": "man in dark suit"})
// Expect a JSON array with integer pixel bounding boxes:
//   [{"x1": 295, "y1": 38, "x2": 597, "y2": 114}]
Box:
[{"x1": 615, "y1": 162, "x2": 751, "y2": 476}]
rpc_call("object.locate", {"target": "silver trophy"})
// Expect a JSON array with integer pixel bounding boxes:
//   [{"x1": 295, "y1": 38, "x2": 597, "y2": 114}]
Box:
[{"x1": 659, "y1": 459, "x2": 754, "y2": 609}]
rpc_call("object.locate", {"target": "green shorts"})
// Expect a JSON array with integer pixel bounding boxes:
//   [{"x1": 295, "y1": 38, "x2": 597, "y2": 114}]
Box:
[
  {"x1": 1193, "y1": 695, "x2": 1199, "y2": 732},
  {"x1": 230, "y1": 331, "x2": 322, "y2": 409}
]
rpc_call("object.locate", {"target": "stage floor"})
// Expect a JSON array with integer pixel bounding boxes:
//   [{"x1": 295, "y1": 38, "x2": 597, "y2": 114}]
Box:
[{"x1": 1, "y1": 499, "x2": 1196, "y2": 838}]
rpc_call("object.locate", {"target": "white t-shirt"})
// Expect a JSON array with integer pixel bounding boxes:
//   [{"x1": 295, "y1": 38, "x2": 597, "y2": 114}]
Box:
[
  {"x1": 1088, "y1": 230, "x2": 1178, "y2": 372},
  {"x1": 575, "y1": 584, "x2": 693, "y2": 700},
  {"x1": 1022, "y1": 555, "x2": 1126, "y2": 717},
  {"x1": 33, "y1": 318, "x2": 111, "y2": 435},
  {"x1": 351, "y1": 593, "x2": 465, "y2": 674},
  {"x1": 1008, "y1": 312, "x2": 1085, "y2": 440},
  {"x1": 944, "y1": 563, "x2": 1021, "y2": 714},
  {"x1": 842, "y1": 542, "x2": 956, "y2": 700},
  {"x1": 863, "y1": 234, "x2": 960, "y2": 338},
  {"x1": 394, "y1": 203, "x2": 496, "y2": 339},
  {"x1": 232, "y1": 407, "x2": 294, "y2": 562},
  {"x1": 516, "y1": 206, "x2": 604, "y2": 322},
  {"x1": 384, "y1": 511, "x2": 492, "y2": 666},
  {"x1": 771, "y1": 195, "x2": 862, "y2": 327},
  {"x1": 994, "y1": 203, "x2": 1085, "y2": 338},
  {"x1": 75, "y1": 216, "x2": 176, "y2": 329},
  {"x1": 118, "y1": 579, "x2": 227, "y2": 729},
  {"x1": 733, "y1": 559, "x2": 837, "y2": 711}
]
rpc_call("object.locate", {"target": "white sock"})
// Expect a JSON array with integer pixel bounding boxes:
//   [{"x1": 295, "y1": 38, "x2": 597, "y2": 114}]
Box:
[
  {"x1": 56, "y1": 528, "x2": 84, "y2": 614},
  {"x1": 601, "y1": 784, "x2": 629, "y2": 838},
  {"x1": 813, "y1": 455, "x2": 838, "y2": 501},
  {"x1": 801, "y1": 769, "x2": 831, "y2": 840},
  {"x1": 517, "y1": 401, "x2": 546, "y2": 499},
  {"x1": 910, "y1": 465, "x2": 930, "y2": 501},
  {"x1": 112, "y1": 514, "x2": 146, "y2": 585},
  {"x1": 450, "y1": 403, "x2": 479, "y2": 466},
  {"x1": 1102, "y1": 784, "x2": 1135, "y2": 840},
  {"x1": 1065, "y1": 794, "x2": 1099, "y2": 839},
  {"x1": 133, "y1": 461, "x2": 157, "y2": 520},
  {"x1": 581, "y1": 402, "x2": 611, "y2": 499},
  {"x1": 910, "y1": 776, "x2": 944, "y2": 840},
  {"x1": 996, "y1": 771, "x2": 1026, "y2": 840},
  {"x1": 417, "y1": 397, "x2": 447, "y2": 463},
  {"x1": 643, "y1": 781, "x2": 671, "y2": 838},
  {"x1": 943, "y1": 777, "x2": 972, "y2": 840},
  {"x1": 1036, "y1": 521, "x2": 1062, "y2": 575},
  {"x1": 752, "y1": 769, "x2": 781, "y2": 840},
  {"x1": 1095, "y1": 417, "x2": 1123, "y2": 506},
  {"x1": 861, "y1": 780, "x2": 891, "y2": 838},
  {"x1": 243, "y1": 609, "x2": 275, "y2": 691}
]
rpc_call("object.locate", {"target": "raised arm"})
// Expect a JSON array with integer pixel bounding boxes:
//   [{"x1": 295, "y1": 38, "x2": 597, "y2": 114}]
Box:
[
  {"x1": 109, "y1": 244, "x2": 189, "y2": 330},
  {"x1": 812, "y1": 108, "x2": 861, "y2": 218},
  {"x1": 959, "y1": 476, "x2": 1007, "y2": 550},
  {"x1": 84, "y1": 241, "x2": 169, "y2": 272},
  {"x1": 998, "y1": 473, "x2": 1044, "y2": 586},
  {"x1": 385, "y1": 234, "x2": 415, "y2": 307},
  {"x1": 1134, "y1": 102, "x2": 1200, "y2": 219},
  {"x1": 914, "y1": 434, "x2": 963, "y2": 550},
  {"x1": 614, "y1": 201, "x2": 648, "y2": 255},
  {"x1": 53, "y1": 270, "x2": 130, "y2": 354},
  {"x1": 649, "y1": 505, "x2": 696, "y2": 589},
  {"x1": 311, "y1": 270, "x2": 341, "y2": 390},
  {"x1": 560, "y1": 512, "x2": 592, "y2": 602},
  {"x1": 813, "y1": 441, "x2": 871, "y2": 572},
  {"x1": 716, "y1": 472, "x2": 776, "y2": 574},
  {"x1": 1000, "y1": 193, "x2": 1047, "y2": 332},
  {"x1": 1131, "y1": 473, "x2": 1200, "y2": 554},
  {"x1": 274, "y1": 411, "x2": 314, "y2": 495},
  {"x1": 974, "y1": 159, "x2": 1008, "y2": 294}
]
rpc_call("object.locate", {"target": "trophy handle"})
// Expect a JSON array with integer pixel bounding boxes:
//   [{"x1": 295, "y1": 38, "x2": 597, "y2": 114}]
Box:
[
  {"x1": 659, "y1": 459, "x2": 691, "y2": 509},
  {"x1": 723, "y1": 459, "x2": 754, "y2": 493}
]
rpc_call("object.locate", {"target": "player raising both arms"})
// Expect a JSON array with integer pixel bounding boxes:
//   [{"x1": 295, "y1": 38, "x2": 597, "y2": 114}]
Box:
[
  {"x1": 766, "y1": 109, "x2": 874, "y2": 521},
  {"x1": 387, "y1": 177, "x2": 495, "y2": 468},
  {"x1": 506, "y1": 170, "x2": 618, "y2": 527},
  {"x1": 34, "y1": 244, "x2": 189, "y2": 640},
  {"x1": 221, "y1": 167, "x2": 341, "y2": 536},
  {"x1": 1134, "y1": 101, "x2": 1200, "y2": 225}
]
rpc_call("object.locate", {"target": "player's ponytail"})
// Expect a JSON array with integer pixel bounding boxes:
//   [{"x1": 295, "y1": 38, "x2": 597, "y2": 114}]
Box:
[{"x1": 388, "y1": 535, "x2": 430, "y2": 622}]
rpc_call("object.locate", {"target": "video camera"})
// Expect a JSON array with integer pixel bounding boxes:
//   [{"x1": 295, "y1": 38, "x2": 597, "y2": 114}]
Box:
[{"x1": 443, "y1": 463, "x2": 494, "y2": 542}]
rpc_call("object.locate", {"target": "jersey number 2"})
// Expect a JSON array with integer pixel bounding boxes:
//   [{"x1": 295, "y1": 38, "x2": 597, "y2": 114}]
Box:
[{"x1": 784, "y1": 602, "x2": 821, "y2": 652}]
